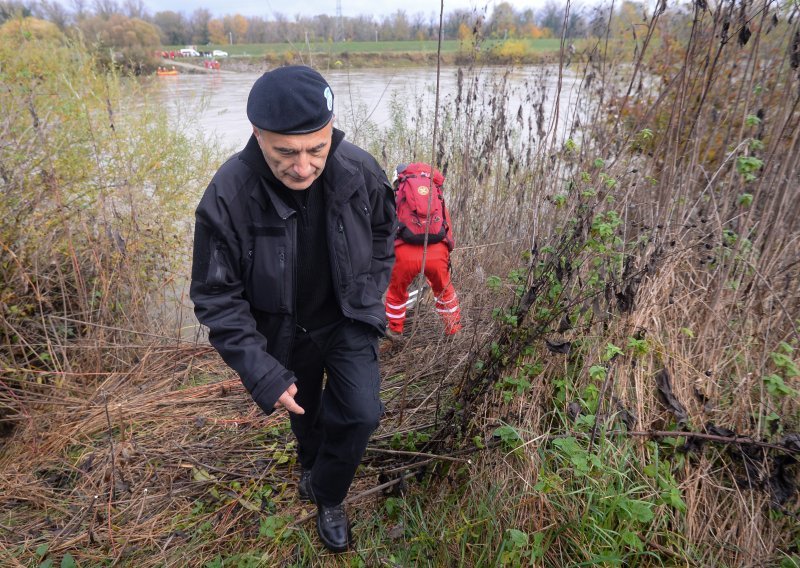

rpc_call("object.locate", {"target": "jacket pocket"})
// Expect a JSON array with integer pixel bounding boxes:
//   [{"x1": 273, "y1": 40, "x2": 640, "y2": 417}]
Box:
[{"x1": 246, "y1": 224, "x2": 292, "y2": 313}]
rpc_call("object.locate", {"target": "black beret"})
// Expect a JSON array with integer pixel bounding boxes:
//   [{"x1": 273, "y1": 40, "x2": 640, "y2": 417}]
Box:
[{"x1": 247, "y1": 66, "x2": 334, "y2": 134}]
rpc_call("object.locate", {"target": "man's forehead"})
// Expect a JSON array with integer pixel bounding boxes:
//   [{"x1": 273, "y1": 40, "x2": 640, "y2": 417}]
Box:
[{"x1": 265, "y1": 125, "x2": 332, "y2": 149}]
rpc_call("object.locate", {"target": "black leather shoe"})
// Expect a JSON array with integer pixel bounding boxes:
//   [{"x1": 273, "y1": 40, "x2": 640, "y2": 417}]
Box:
[
  {"x1": 298, "y1": 469, "x2": 314, "y2": 503},
  {"x1": 316, "y1": 503, "x2": 351, "y2": 553}
]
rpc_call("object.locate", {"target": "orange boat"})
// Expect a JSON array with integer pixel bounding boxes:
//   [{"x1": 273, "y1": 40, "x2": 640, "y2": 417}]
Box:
[{"x1": 156, "y1": 68, "x2": 178, "y2": 76}]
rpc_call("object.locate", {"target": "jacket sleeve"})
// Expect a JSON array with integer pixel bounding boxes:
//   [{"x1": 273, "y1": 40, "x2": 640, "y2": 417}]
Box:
[
  {"x1": 367, "y1": 170, "x2": 397, "y2": 294},
  {"x1": 190, "y1": 183, "x2": 295, "y2": 415}
]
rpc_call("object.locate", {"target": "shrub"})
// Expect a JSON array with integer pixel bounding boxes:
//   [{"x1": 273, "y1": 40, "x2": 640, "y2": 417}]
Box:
[{"x1": 0, "y1": 29, "x2": 220, "y2": 427}]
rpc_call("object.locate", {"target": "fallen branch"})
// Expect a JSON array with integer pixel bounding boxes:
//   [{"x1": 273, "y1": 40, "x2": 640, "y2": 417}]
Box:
[
  {"x1": 365, "y1": 446, "x2": 472, "y2": 464},
  {"x1": 614, "y1": 430, "x2": 799, "y2": 454}
]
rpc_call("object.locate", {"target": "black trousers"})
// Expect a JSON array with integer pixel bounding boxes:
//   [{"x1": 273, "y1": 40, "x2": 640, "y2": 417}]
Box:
[{"x1": 287, "y1": 318, "x2": 383, "y2": 506}]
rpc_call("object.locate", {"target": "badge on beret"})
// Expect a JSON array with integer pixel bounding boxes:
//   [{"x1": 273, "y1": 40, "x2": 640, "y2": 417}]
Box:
[{"x1": 324, "y1": 87, "x2": 333, "y2": 112}]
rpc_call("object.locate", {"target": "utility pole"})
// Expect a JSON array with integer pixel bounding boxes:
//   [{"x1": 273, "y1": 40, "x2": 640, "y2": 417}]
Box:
[
  {"x1": 229, "y1": 31, "x2": 233, "y2": 45},
  {"x1": 335, "y1": 0, "x2": 343, "y2": 42}
]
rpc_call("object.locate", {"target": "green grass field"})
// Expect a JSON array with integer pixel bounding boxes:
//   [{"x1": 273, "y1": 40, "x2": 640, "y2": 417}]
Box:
[{"x1": 167, "y1": 38, "x2": 563, "y2": 57}]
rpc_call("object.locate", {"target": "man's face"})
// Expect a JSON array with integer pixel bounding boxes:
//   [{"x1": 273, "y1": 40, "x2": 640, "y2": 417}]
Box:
[{"x1": 253, "y1": 121, "x2": 333, "y2": 190}]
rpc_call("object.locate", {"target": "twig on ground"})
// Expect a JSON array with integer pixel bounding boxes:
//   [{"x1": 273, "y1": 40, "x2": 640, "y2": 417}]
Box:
[{"x1": 615, "y1": 430, "x2": 799, "y2": 454}]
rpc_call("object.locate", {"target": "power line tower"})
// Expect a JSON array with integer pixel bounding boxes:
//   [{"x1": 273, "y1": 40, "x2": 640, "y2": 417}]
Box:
[{"x1": 335, "y1": 0, "x2": 343, "y2": 42}]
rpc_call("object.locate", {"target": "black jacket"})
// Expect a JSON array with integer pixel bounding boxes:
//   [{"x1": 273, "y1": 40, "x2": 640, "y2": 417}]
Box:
[{"x1": 190, "y1": 128, "x2": 396, "y2": 414}]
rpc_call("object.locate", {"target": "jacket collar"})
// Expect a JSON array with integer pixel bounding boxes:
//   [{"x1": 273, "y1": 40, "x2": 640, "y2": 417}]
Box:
[{"x1": 321, "y1": 130, "x2": 361, "y2": 207}]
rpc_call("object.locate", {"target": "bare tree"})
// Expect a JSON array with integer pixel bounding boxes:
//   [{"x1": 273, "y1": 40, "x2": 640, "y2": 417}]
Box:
[
  {"x1": 92, "y1": 0, "x2": 119, "y2": 19},
  {"x1": 539, "y1": 0, "x2": 577, "y2": 37},
  {"x1": 122, "y1": 0, "x2": 146, "y2": 19},
  {"x1": 443, "y1": 8, "x2": 479, "y2": 39},
  {"x1": 70, "y1": 0, "x2": 87, "y2": 21},
  {"x1": 34, "y1": 0, "x2": 72, "y2": 27},
  {"x1": 189, "y1": 7, "x2": 210, "y2": 45},
  {"x1": 244, "y1": 15, "x2": 269, "y2": 43},
  {"x1": 1, "y1": 1, "x2": 32, "y2": 23},
  {"x1": 381, "y1": 10, "x2": 409, "y2": 41},
  {"x1": 492, "y1": 1, "x2": 519, "y2": 38},
  {"x1": 153, "y1": 10, "x2": 187, "y2": 45}
]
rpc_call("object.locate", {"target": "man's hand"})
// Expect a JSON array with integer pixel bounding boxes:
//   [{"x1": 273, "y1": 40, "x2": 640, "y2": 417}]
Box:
[{"x1": 274, "y1": 383, "x2": 304, "y2": 414}]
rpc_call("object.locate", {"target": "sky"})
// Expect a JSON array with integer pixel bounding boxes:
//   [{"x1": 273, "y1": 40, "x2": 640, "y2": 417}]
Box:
[{"x1": 138, "y1": 0, "x2": 552, "y2": 20}]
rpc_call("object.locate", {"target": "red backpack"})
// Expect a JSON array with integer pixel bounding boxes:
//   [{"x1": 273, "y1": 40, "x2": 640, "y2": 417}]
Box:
[{"x1": 395, "y1": 162, "x2": 449, "y2": 246}]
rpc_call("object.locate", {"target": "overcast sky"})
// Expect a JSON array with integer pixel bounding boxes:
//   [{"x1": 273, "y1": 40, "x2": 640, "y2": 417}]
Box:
[{"x1": 137, "y1": 0, "x2": 553, "y2": 20}]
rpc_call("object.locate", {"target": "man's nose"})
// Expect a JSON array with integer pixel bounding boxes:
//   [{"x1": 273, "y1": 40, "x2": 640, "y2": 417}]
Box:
[{"x1": 292, "y1": 153, "x2": 313, "y2": 177}]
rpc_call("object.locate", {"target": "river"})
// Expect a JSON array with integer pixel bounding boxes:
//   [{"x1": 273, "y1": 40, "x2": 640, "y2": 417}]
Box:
[{"x1": 142, "y1": 64, "x2": 587, "y2": 152}]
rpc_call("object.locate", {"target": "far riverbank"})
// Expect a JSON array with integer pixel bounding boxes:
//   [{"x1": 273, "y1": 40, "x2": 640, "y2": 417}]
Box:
[
  {"x1": 158, "y1": 38, "x2": 567, "y2": 73},
  {"x1": 155, "y1": 49, "x2": 565, "y2": 75}
]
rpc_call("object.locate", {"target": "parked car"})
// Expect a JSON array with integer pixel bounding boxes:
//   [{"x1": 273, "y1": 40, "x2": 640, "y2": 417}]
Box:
[
  {"x1": 180, "y1": 48, "x2": 200, "y2": 57},
  {"x1": 212, "y1": 49, "x2": 228, "y2": 57}
]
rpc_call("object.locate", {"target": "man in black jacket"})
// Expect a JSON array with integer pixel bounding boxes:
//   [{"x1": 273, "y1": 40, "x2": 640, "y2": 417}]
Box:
[{"x1": 190, "y1": 66, "x2": 396, "y2": 553}]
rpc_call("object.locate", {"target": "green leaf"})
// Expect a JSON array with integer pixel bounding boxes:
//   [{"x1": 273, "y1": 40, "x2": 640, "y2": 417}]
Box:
[
  {"x1": 237, "y1": 496, "x2": 261, "y2": 512},
  {"x1": 666, "y1": 487, "x2": 687, "y2": 512},
  {"x1": 192, "y1": 467, "x2": 216, "y2": 482},
  {"x1": 738, "y1": 193, "x2": 753, "y2": 207},
  {"x1": 486, "y1": 275, "x2": 502, "y2": 290},
  {"x1": 627, "y1": 337, "x2": 649, "y2": 355},
  {"x1": 763, "y1": 374, "x2": 798, "y2": 397},
  {"x1": 61, "y1": 554, "x2": 77, "y2": 568},
  {"x1": 625, "y1": 499, "x2": 654, "y2": 523},
  {"x1": 779, "y1": 556, "x2": 800, "y2": 568},
  {"x1": 603, "y1": 343, "x2": 623, "y2": 361},
  {"x1": 745, "y1": 114, "x2": 761, "y2": 126},
  {"x1": 493, "y1": 425, "x2": 522, "y2": 449},
  {"x1": 588, "y1": 365, "x2": 607, "y2": 381},
  {"x1": 736, "y1": 156, "x2": 763, "y2": 181},
  {"x1": 259, "y1": 514, "x2": 287, "y2": 539},
  {"x1": 505, "y1": 528, "x2": 529, "y2": 548},
  {"x1": 620, "y1": 529, "x2": 644, "y2": 551},
  {"x1": 771, "y1": 352, "x2": 800, "y2": 377}
]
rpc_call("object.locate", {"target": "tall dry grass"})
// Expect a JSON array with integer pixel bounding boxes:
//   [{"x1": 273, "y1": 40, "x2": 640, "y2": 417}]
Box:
[{"x1": 359, "y1": 0, "x2": 798, "y2": 564}]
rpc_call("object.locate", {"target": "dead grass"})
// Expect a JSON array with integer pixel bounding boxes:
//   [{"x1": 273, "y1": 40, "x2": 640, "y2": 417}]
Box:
[{"x1": 2, "y1": 1, "x2": 799, "y2": 566}]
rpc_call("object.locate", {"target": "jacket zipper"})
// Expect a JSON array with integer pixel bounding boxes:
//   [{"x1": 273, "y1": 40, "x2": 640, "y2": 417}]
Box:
[
  {"x1": 332, "y1": 218, "x2": 383, "y2": 327},
  {"x1": 287, "y1": 213, "x2": 299, "y2": 353}
]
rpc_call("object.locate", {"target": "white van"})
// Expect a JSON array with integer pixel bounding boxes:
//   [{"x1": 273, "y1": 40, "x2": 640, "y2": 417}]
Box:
[{"x1": 180, "y1": 48, "x2": 200, "y2": 57}]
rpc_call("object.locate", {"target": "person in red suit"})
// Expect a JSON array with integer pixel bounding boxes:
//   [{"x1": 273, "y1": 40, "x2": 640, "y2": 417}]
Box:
[{"x1": 384, "y1": 163, "x2": 461, "y2": 338}]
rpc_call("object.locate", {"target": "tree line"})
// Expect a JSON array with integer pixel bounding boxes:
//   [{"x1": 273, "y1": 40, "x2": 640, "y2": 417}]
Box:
[{"x1": 1, "y1": 0, "x2": 633, "y2": 48}]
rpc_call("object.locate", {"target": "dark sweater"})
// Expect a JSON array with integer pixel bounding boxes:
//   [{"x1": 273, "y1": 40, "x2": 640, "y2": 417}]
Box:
[{"x1": 275, "y1": 178, "x2": 340, "y2": 330}]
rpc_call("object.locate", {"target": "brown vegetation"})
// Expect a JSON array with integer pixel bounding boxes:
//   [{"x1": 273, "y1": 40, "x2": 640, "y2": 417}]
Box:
[{"x1": 1, "y1": 1, "x2": 798, "y2": 566}]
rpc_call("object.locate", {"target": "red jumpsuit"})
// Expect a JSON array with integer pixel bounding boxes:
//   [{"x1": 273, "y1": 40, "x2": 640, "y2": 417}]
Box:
[{"x1": 384, "y1": 212, "x2": 461, "y2": 335}]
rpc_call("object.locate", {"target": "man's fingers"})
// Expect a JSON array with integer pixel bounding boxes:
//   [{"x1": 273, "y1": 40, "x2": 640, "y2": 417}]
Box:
[
  {"x1": 275, "y1": 391, "x2": 305, "y2": 415},
  {"x1": 284, "y1": 399, "x2": 305, "y2": 414}
]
